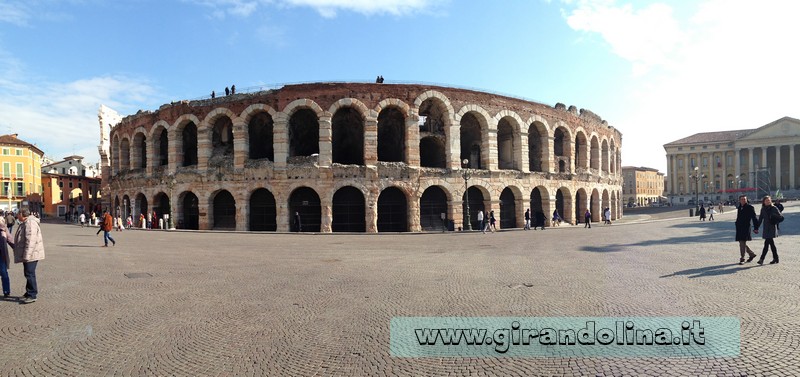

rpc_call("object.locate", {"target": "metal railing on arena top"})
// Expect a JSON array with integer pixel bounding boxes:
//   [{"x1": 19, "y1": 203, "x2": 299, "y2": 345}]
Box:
[{"x1": 187, "y1": 80, "x2": 552, "y2": 106}]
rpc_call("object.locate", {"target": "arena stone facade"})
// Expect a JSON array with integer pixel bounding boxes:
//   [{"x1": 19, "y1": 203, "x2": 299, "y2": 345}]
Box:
[{"x1": 100, "y1": 82, "x2": 623, "y2": 232}]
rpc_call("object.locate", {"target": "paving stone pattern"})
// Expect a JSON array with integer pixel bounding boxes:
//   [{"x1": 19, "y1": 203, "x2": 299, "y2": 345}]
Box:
[{"x1": 0, "y1": 203, "x2": 797, "y2": 376}]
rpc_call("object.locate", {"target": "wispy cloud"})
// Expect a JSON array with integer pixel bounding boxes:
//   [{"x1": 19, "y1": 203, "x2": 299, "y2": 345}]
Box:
[
  {"x1": 0, "y1": 2, "x2": 32, "y2": 26},
  {"x1": 185, "y1": 0, "x2": 439, "y2": 18}
]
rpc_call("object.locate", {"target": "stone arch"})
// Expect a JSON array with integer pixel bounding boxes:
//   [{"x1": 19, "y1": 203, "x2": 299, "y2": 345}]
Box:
[
  {"x1": 590, "y1": 188, "x2": 601, "y2": 222},
  {"x1": 249, "y1": 187, "x2": 277, "y2": 231},
  {"x1": 203, "y1": 110, "x2": 236, "y2": 158},
  {"x1": 150, "y1": 122, "x2": 169, "y2": 168},
  {"x1": 419, "y1": 185, "x2": 451, "y2": 231},
  {"x1": 456, "y1": 106, "x2": 491, "y2": 169},
  {"x1": 574, "y1": 129, "x2": 589, "y2": 170},
  {"x1": 590, "y1": 135, "x2": 600, "y2": 170},
  {"x1": 377, "y1": 186, "x2": 408, "y2": 232},
  {"x1": 288, "y1": 186, "x2": 321, "y2": 232},
  {"x1": 499, "y1": 186, "x2": 521, "y2": 229},
  {"x1": 287, "y1": 106, "x2": 320, "y2": 158},
  {"x1": 414, "y1": 90, "x2": 455, "y2": 122},
  {"x1": 331, "y1": 103, "x2": 365, "y2": 165},
  {"x1": 529, "y1": 186, "x2": 551, "y2": 227},
  {"x1": 528, "y1": 120, "x2": 548, "y2": 172},
  {"x1": 375, "y1": 98, "x2": 412, "y2": 118},
  {"x1": 601, "y1": 138, "x2": 610, "y2": 173},
  {"x1": 134, "y1": 192, "x2": 148, "y2": 227},
  {"x1": 419, "y1": 136, "x2": 446, "y2": 168},
  {"x1": 462, "y1": 184, "x2": 490, "y2": 230},
  {"x1": 495, "y1": 112, "x2": 522, "y2": 170},
  {"x1": 332, "y1": 186, "x2": 367, "y2": 232},
  {"x1": 245, "y1": 108, "x2": 275, "y2": 161},
  {"x1": 575, "y1": 188, "x2": 588, "y2": 224},
  {"x1": 553, "y1": 122, "x2": 572, "y2": 173},
  {"x1": 178, "y1": 191, "x2": 199, "y2": 230},
  {"x1": 153, "y1": 192, "x2": 170, "y2": 229},
  {"x1": 556, "y1": 187, "x2": 573, "y2": 224},
  {"x1": 377, "y1": 104, "x2": 406, "y2": 163},
  {"x1": 120, "y1": 137, "x2": 131, "y2": 171},
  {"x1": 209, "y1": 189, "x2": 236, "y2": 230},
  {"x1": 132, "y1": 130, "x2": 147, "y2": 170},
  {"x1": 173, "y1": 115, "x2": 201, "y2": 167}
]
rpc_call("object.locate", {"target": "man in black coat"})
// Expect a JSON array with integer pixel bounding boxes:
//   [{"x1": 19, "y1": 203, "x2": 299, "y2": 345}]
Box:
[{"x1": 734, "y1": 195, "x2": 759, "y2": 264}]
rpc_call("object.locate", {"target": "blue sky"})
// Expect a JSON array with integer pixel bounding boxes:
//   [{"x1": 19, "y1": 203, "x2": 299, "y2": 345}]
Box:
[{"x1": 1, "y1": 0, "x2": 798, "y2": 173}]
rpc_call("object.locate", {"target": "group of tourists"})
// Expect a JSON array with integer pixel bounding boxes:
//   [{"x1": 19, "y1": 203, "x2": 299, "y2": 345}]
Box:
[
  {"x1": 735, "y1": 195, "x2": 785, "y2": 265},
  {"x1": 0, "y1": 208, "x2": 44, "y2": 304}
]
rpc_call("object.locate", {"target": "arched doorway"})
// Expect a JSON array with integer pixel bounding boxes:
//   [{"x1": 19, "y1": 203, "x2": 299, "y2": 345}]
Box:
[
  {"x1": 249, "y1": 112, "x2": 274, "y2": 161},
  {"x1": 575, "y1": 189, "x2": 587, "y2": 224},
  {"x1": 153, "y1": 192, "x2": 170, "y2": 229},
  {"x1": 462, "y1": 186, "x2": 486, "y2": 230},
  {"x1": 420, "y1": 186, "x2": 448, "y2": 231},
  {"x1": 289, "y1": 187, "x2": 321, "y2": 232},
  {"x1": 250, "y1": 188, "x2": 276, "y2": 231},
  {"x1": 332, "y1": 186, "x2": 366, "y2": 232},
  {"x1": 377, "y1": 107, "x2": 405, "y2": 162},
  {"x1": 419, "y1": 136, "x2": 446, "y2": 168},
  {"x1": 181, "y1": 122, "x2": 198, "y2": 167},
  {"x1": 555, "y1": 190, "x2": 565, "y2": 223},
  {"x1": 213, "y1": 190, "x2": 236, "y2": 230},
  {"x1": 377, "y1": 187, "x2": 407, "y2": 232},
  {"x1": 181, "y1": 192, "x2": 199, "y2": 230},
  {"x1": 499, "y1": 187, "x2": 516, "y2": 229},
  {"x1": 332, "y1": 107, "x2": 364, "y2": 165}
]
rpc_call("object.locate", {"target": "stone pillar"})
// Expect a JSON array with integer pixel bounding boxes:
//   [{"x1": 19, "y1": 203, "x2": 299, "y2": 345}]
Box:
[
  {"x1": 449, "y1": 199, "x2": 462, "y2": 231},
  {"x1": 273, "y1": 114, "x2": 289, "y2": 170},
  {"x1": 545, "y1": 136, "x2": 555, "y2": 173},
  {"x1": 276, "y1": 195, "x2": 289, "y2": 232},
  {"x1": 233, "y1": 118, "x2": 247, "y2": 169},
  {"x1": 748, "y1": 148, "x2": 754, "y2": 185},
  {"x1": 235, "y1": 191, "x2": 247, "y2": 231},
  {"x1": 486, "y1": 128, "x2": 498, "y2": 171},
  {"x1": 775, "y1": 146, "x2": 782, "y2": 190},
  {"x1": 520, "y1": 132, "x2": 530, "y2": 173},
  {"x1": 365, "y1": 189, "x2": 379, "y2": 233},
  {"x1": 761, "y1": 147, "x2": 767, "y2": 170},
  {"x1": 320, "y1": 196, "x2": 332, "y2": 233},
  {"x1": 364, "y1": 116, "x2": 378, "y2": 166},
  {"x1": 709, "y1": 153, "x2": 714, "y2": 193},
  {"x1": 446, "y1": 122, "x2": 460, "y2": 170},
  {"x1": 790, "y1": 145, "x2": 796, "y2": 189},
  {"x1": 198, "y1": 198, "x2": 210, "y2": 230},
  {"x1": 167, "y1": 130, "x2": 178, "y2": 174},
  {"x1": 408, "y1": 195, "x2": 421, "y2": 232},
  {"x1": 568, "y1": 140, "x2": 576, "y2": 173},
  {"x1": 145, "y1": 138, "x2": 155, "y2": 177},
  {"x1": 734, "y1": 149, "x2": 741, "y2": 187},
  {"x1": 406, "y1": 114, "x2": 420, "y2": 166},
  {"x1": 515, "y1": 197, "x2": 525, "y2": 228},
  {"x1": 197, "y1": 121, "x2": 211, "y2": 171},
  {"x1": 318, "y1": 116, "x2": 332, "y2": 167}
]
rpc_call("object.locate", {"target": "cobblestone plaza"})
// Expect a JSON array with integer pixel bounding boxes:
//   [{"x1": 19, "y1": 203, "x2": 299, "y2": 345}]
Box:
[{"x1": 0, "y1": 204, "x2": 797, "y2": 376}]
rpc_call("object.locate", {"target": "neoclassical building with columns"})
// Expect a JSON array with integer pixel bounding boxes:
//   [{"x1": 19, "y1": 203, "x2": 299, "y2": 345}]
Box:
[
  {"x1": 664, "y1": 116, "x2": 800, "y2": 204},
  {"x1": 99, "y1": 82, "x2": 623, "y2": 232}
]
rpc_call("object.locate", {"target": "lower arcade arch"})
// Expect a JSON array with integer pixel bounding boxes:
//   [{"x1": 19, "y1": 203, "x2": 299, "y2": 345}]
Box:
[
  {"x1": 289, "y1": 187, "x2": 321, "y2": 232},
  {"x1": 420, "y1": 186, "x2": 449, "y2": 231},
  {"x1": 180, "y1": 192, "x2": 200, "y2": 230},
  {"x1": 212, "y1": 190, "x2": 236, "y2": 230},
  {"x1": 377, "y1": 187, "x2": 408, "y2": 232},
  {"x1": 462, "y1": 186, "x2": 486, "y2": 231},
  {"x1": 249, "y1": 188, "x2": 277, "y2": 231},
  {"x1": 499, "y1": 187, "x2": 517, "y2": 229},
  {"x1": 332, "y1": 186, "x2": 366, "y2": 232}
]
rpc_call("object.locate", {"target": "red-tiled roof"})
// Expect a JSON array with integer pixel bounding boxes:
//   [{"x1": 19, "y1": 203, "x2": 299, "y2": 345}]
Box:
[{"x1": 0, "y1": 134, "x2": 45, "y2": 155}]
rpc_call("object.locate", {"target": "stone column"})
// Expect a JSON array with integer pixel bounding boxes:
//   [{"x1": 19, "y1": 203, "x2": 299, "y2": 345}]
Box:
[
  {"x1": 447, "y1": 122, "x2": 460, "y2": 170},
  {"x1": 734, "y1": 149, "x2": 741, "y2": 187},
  {"x1": 276, "y1": 195, "x2": 289, "y2": 232},
  {"x1": 683, "y1": 153, "x2": 689, "y2": 195},
  {"x1": 748, "y1": 148, "x2": 754, "y2": 186},
  {"x1": 363, "y1": 115, "x2": 378, "y2": 166},
  {"x1": 197, "y1": 121, "x2": 211, "y2": 171},
  {"x1": 408, "y1": 196, "x2": 421, "y2": 232},
  {"x1": 235, "y1": 191, "x2": 247, "y2": 231},
  {"x1": 318, "y1": 116, "x2": 333, "y2": 167},
  {"x1": 449, "y1": 199, "x2": 463, "y2": 231},
  {"x1": 145, "y1": 138, "x2": 155, "y2": 177},
  {"x1": 233, "y1": 118, "x2": 247, "y2": 169},
  {"x1": 775, "y1": 146, "x2": 782, "y2": 190},
  {"x1": 761, "y1": 147, "x2": 767, "y2": 170},
  {"x1": 790, "y1": 145, "x2": 796, "y2": 189},
  {"x1": 365, "y1": 188, "x2": 379, "y2": 233},
  {"x1": 406, "y1": 114, "x2": 420, "y2": 167},
  {"x1": 167, "y1": 129, "x2": 178, "y2": 174},
  {"x1": 273, "y1": 114, "x2": 289, "y2": 170},
  {"x1": 545, "y1": 136, "x2": 555, "y2": 173},
  {"x1": 568, "y1": 140, "x2": 576, "y2": 173},
  {"x1": 320, "y1": 195, "x2": 333, "y2": 233},
  {"x1": 198, "y1": 198, "x2": 210, "y2": 230},
  {"x1": 486, "y1": 128, "x2": 498, "y2": 171},
  {"x1": 517, "y1": 132, "x2": 527, "y2": 172}
]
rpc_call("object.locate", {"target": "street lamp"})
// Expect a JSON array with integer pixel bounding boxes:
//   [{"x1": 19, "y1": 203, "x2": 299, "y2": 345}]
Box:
[
  {"x1": 461, "y1": 158, "x2": 472, "y2": 231},
  {"x1": 161, "y1": 174, "x2": 177, "y2": 230},
  {"x1": 689, "y1": 166, "x2": 706, "y2": 213}
]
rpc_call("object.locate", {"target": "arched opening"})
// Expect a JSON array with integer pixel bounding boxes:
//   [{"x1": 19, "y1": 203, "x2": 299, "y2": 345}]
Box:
[
  {"x1": 591, "y1": 189, "x2": 600, "y2": 222},
  {"x1": 154, "y1": 192, "x2": 170, "y2": 229},
  {"x1": 120, "y1": 139, "x2": 130, "y2": 170},
  {"x1": 419, "y1": 136, "x2": 446, "y2": 168},
  {"x1": 575, "y1": 189, "x2": 587, "y2": 224},
  {"x1": 289, "y1": 187, "x2": 321, "y2": 232},
  {"x1": 418, "y1": 98, "x2": 447, "y2": 135},
  {"x1": 377, "y1": 187, "x2": 407, "y2": 232},
  {"x1": 554, "y1": 128, "x2": 566, "y2": 157},
  {"x1": 528, "y1": 123, "x2": 544, "y2": 172},
  {"x1": 420, "y1": 186, "x2": 448, "y2": 231},
  {"x1": 575, "y1": 132, "x2": 588, "y2": 169},
  {"x1": 332, "y1": 186, "x2": 366, "y2": 232},
  {"x1": 122, "y1": 195, "x2": 131, "y2": 221},
  {"x1": 555, "y1": 190, "x2": 565, "y2": 222},
  {"x1": 558, "y1": 160, "x2": 566, "y2": 173},
  {"x1": 213, "y1": 190, "x2": 236, "y2": 230},
  {"x1": 610, "y1": 140, "x2": 617, "y2": 174},
  {"x1": 182, "y1": 122, "x2": 198, "y2": 167},
  {"x1": 114, "y1": 196, "x2": 120, "y2": 218},
  {"x1": 590, "y1": 136, "x2": 600, "y2": 170},
  {"x1": 181, "y1": 192, "x2": 199, "y2": 230},
  {"x1": 602, "y1": 189, "x2": 610, "y2": 221},
  {"x1": 134, "y1": 133, "x2": 147, "y2": 170},
  {"x1": 249, "y1": 112, "x2": 274, "y2": 161},
  {"x1": 289, "y1": 109, "x2": 319, "y2": 157},
  {"x1": 530, "y1": 186, "x2": 549, "y2": 227},
  {"x1": 499, "y1": 187, "x2": 516, "y2": 229},
  {"x1": 135, "y1": 193, "x2": 148, "y2": 227},
  {"x1": 460, "y1": 113, "x2": 483, "y2": 169},
  {"x1": 249, "y1": 188, "x2": 277, "y2": 231},
  {"x1": 601, "y1": 140, "x2": 609, "y2": 173},
  {"x1": 157, "y1": 128, "x2": 168, "y2": 167},
  {"x1": 212, "y1": 117, "x2": 234, "y2": 157},
  {"x1": 497, "y1": 119, "x2": 515, "y2": 170},
  {"x1": 377, "y1": 107, "x2": 405, "y2": 162},
  {"x1": 332, "y1": 106, "x2": 364, "y2": 165},
  {"x1": 462, "y1": 186, "x2": 486, "y2": 230}
]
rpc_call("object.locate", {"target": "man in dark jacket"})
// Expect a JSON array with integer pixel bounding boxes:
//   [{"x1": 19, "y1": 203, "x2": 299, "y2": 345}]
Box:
[{"x1": 734, "y1": 195, "x2": 758, "y2": 264}]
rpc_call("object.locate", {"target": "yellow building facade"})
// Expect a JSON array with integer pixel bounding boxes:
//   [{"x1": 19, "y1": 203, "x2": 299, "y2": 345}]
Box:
[
  {"x1": 621, "y1": 166, "x2": 665, "y2": 207},
  {"x1": 0, "y1": 134, "x2": 44, "y2": 212}
]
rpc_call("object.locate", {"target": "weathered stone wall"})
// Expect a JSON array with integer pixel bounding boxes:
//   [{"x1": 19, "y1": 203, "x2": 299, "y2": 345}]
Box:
[{"x1": 104, "y1": 83, "x2": 624, "y2": 232}]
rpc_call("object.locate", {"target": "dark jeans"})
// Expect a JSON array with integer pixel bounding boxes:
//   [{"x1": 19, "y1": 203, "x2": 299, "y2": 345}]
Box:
[
  {"x1": 104, "y1": 230, "x2": 115, "y2": 245},
  {"x1": 585, "y1": 218, "x2": 591, "y2": 228},
  {"x1": 760, "y1": 238, "x2": 778, "y2": 262},
  {"x1": 0, "y1": 255, "x2": 9, "y2": 295},
  {"x1": 23, "y1": 261, "x2": 38, "y2": 299}
]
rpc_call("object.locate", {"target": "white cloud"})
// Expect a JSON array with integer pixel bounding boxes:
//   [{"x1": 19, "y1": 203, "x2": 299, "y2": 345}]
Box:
[
  {"x1": 560, "y1": 0, "x2": 800, "y2": 172},
  {"x1": 0, "y1": 2, "x2": 32, "y2": 26}
]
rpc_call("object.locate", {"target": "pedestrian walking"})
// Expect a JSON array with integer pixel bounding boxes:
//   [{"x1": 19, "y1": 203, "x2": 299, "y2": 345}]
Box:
[
  {"x1": 734, "y1": 195, "x2": 758, "y2": 265},
  {"x1": 10, "y1": 208, "x2": 44, "y2": 304},
  {"x1": 79, "y1": 212, "x2": 86, "y2": 227},
  {"x1": 699, "y1": 206, "x2": 706, "y2": 221},
  {"x1": 0, "y1": 216, "x2": 11, "y2": 298},
  {"x1": 101, "y1": 211, "x2": 116, "y2": 247},
  {"x1": 5, "y1": 212, "x2": 15, "y2": 234},
  {"x1": 524, "y1": 209, "x2": 531, "y2": 230},
  {"x1": 756, "y1": 195, "x2": 783, "y2": 265},
  {"x1": 488, "y1": 211, "x2": 497, "y2": 232},
  {"x1": 535, "y1": 211, "x2": 546, "y2": 230},
  {"x1": 584, "y1": 209, "x2": 592, "y2": 228},
  {"x1": 603, "y1": 207, "x2": 612, "y2": 225},
  {"x1": 293, "y1": 211, "x2": 302, "y2": 232},
  {"x1": 91, "y1": 211, "x2": 97, "y2": 226},
  {"x1": 552, "y1": 209, "x2": 561, "y2": 227},
  {"x1": 116, "y1": 215, "x2": 124, "y2": 231},
  {"x1": 708, "y1": 206, "x2": 716, "y2": 221},
  {"x1": 477, "y1": 210, "x2": 485, "y2": 234},
  {"x1": 127, "y1": 215, "x2": 133, "y2": 229}
]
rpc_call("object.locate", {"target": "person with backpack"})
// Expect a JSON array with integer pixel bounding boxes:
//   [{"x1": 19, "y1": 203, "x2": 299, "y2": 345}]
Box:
[{"x1": 757, "y1": 195, "x2": 783, "y2": 265}]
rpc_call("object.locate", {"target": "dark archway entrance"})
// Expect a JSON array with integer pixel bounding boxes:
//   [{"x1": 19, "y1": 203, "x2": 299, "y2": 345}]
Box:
[
  {"x1": 419, "y1": 136, "x2": 446, "y2": 168},
  {"x1": 157, "y1": 128, "x2": 168, "y2": 167},
  {"x1": 377, "y1": 187, "x2": 407, "y2": 232},
  {"x1": 575, "y1": 190, "x2": 586, "y2": 224},
  {"x1": 213, "y1": 190, "x2": 236, "y2": 230},
  {"x1": 460, "y1": 113, "x2": 482, "y2": 168},
  {"x1": 377, "y1": 107, "x2": 405, "y2": 162},
  {"x1": 249, "y1": 112, "x2": 274, "y2": 161},
  {"x1": 462, "y1": 186, "x2": 485, "y2": 230},
  {"x1": 332, "y1": 186, "x2": 366, "y2": 232},
  {"x1": 289, "y1": 187, "x2": 321, "y2": 232},
  {"x1": 122, "y1": 195, "x2": 131, "y2": 222},
  {"x1": 289, "y1": 109, "x2": 319, "y2": 157},
  {"x1": 250, "y1": 188, "x2": 276, "y2": 231},
  {"x1": 135, "y1": 193, "x2": 148, "y2": 227},
  {"x1": 332, "y1": 107, "x2": 364, "y2": 165},
  {"x1": 182, "y1": 122, "x2": 198, "y2": 167},
  {"x1": 181, "y1": 192, "x2": 199, "y2": 230},
  {"x1": 420, "y1": 186, "x2": 448, "y2": 231},
  {"x1": 555, "y1": 190, "x2": 565, "y2": 221},
  {"x1": 500, "y1": 188, "x2": 516, "y2": 229},
  {"x1": 153, "y1": 192, "x2": 170, "y2": 229},
  {"x1": 212, "y1": 117, "x2": 234, "y2": 157}
]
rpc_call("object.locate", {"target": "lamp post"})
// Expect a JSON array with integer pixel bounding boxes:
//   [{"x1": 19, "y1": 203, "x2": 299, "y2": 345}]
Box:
[
  {"x1": 689, "y1": 166, "x2": 706, "y2": 213},
  {"x1": 161, "y1": 174, "x2": 177, "y2": 230},
  {"x1": 461, "y1": 158, "x2": 472, "y2": 231}
]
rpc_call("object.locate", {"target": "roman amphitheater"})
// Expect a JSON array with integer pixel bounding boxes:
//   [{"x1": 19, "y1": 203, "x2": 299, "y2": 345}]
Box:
[{"x1": 99, "y1": 82, "x2": 623, "y2": 232}]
